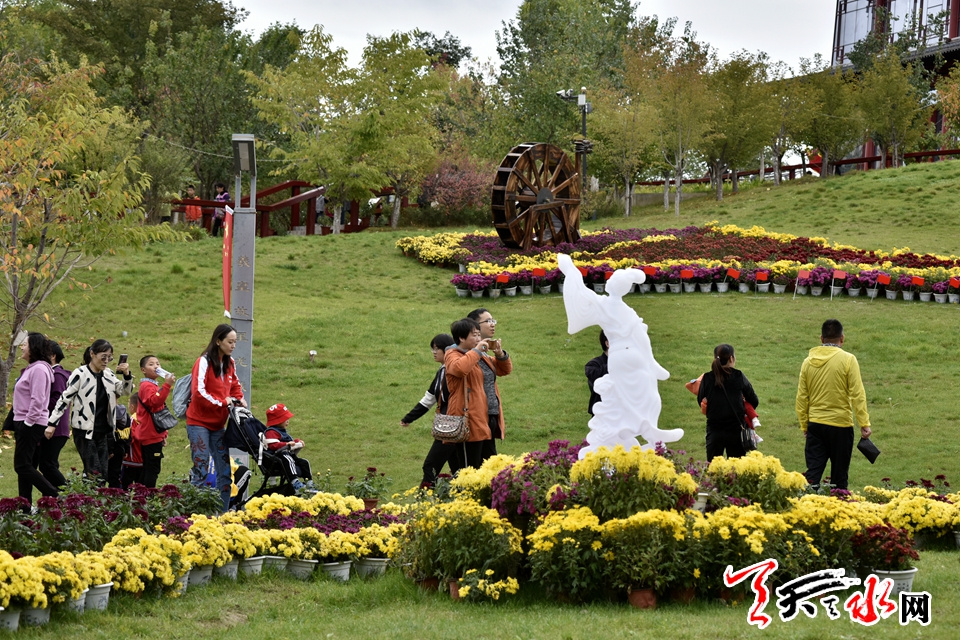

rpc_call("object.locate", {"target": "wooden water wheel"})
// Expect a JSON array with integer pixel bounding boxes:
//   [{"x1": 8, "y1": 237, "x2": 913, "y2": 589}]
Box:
[{"x1": 491, "y1": 143, "x2": 581, "y2": 250}]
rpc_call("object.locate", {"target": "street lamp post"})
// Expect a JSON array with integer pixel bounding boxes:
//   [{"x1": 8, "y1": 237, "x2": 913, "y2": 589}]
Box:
[
  {"x1": 230, "y1": 134, "x2": 256, "y2": 402},
  {"x1": 557, "y1": 87, "x2": 594, "y2": 218}
]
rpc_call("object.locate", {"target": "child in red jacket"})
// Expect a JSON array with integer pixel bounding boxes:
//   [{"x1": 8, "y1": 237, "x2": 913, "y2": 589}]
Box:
[
  {"x1": 135, "y1": 355, "x2": 175, "y2": 488},
  {"x1": 264, "y1": 403, "x2": 312, "y2": 491}
]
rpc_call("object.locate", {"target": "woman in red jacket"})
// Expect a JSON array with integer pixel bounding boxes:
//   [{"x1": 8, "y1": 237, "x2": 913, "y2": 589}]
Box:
[
  {"x1": 135, "y1": 355, "x2": 175, "y2": 488},
  {"x1": 186, "y1": 324, "x2": 246, "y2": 510}
]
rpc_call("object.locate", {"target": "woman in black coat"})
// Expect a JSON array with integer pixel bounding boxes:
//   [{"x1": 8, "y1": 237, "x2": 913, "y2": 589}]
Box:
[{"x1": 696, "y1": 344, "x2": 758, "y2": 462}]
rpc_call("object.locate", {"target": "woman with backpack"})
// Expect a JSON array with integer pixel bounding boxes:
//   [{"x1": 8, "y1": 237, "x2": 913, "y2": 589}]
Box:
[{"x1": 186, "y1": 324, "x2": 246, "y2": 511}]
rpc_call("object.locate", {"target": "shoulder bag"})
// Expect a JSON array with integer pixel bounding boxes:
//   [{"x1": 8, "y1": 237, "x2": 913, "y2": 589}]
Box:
[
  {"x1": 432, "y1": 388, "x2": 470, "y2": 443},
  {"x1": 141, "y1": 389, "x2": 178, "y2": 433},
  {"x1": 720, "y1": 380, "x2": 757, "y2": 452}
]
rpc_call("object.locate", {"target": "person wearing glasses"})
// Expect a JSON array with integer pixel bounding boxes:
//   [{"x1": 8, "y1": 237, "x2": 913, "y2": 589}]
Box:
[
  {"x1": 444, "y1": 310, "x2": 513, "y2": 470},
  {"x1": 48, "y1": 339, "x2": 134, "y2": 482}
]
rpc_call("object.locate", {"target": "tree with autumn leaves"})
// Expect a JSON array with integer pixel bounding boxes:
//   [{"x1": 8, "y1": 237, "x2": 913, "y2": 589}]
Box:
[{"x1": 0, "y1": 57, "x2": 176, "y2": 399}]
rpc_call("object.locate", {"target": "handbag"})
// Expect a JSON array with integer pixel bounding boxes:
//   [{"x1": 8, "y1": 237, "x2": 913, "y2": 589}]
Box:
[
  {"x1": 857, "y1": 437, "x2": 881, "y2": 464},
  {"x1": 150, "y1": 407, "x2": 179, "y2": 433},
  {"x1": 432, "y1": 388, "x2": 470, "y2": 443},
  {"x1": 720, "y1": 382, "x2": 757, "y2": 452}
]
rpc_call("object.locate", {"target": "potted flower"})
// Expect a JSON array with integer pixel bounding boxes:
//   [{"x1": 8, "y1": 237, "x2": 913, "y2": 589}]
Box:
[
  {"x1": 949, "y1": 277, "x2": 960, "y2": 304},
  {"x1": 527, "y1": 506, "x2": 608, "y2": 601},
  {"x1": 933, "y1": 280, "x2": 949, "y2": 303},
  {"x1": 692, "y1": 266, "x2": 714, "y2": 293},
  {"x1": 450, "y1": 274, "x2": 470, "y2": 298},
  {"x1": 501, "y1": 272, "x2": 518, "y2": 297},
  {"x1": 488, "y1": 273, "x2": 511, "y2": 299},
  {"x1": 895, "y1": 273, "x2": 915, "y2": 301},
  {"x1": 454, "y1": 569, "x2": 520, "y2": 602},
  {"x1": 346, "y1": 467, "x2": 392, "y2": 509},
  {"x1": 649, "y1": 267, "x2": 668, "y2": 293},
  {"x1": 771, "y1": 267, "x2": 794, "y2": 294},
  {"x1": 808, "y1": 266, "x2": 831, "y2": 295},
  {"x1": 513, "y1": 269, "x2": 534, "y2": 295},
  {"x1": 845, "y1": 273, "x2": 863, "y2": 297},
  {"x1": 850, "y1": 524, "x2": 919, "y2": 596},
  {"x1": 918, "y1": 278, "x2": 933, "y2": 302},
  {"x1": 546, "y1": 268, "x2": 564, "y2": 294}
]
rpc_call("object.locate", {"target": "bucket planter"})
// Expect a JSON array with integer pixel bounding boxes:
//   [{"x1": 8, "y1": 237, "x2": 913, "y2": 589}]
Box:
[
  {"x1": 949, "y1": 293, "x2": 960, "y2": 304},
  {"x1": 538, "y1": 285, "x2": 552, "y2": 294},
  {"x1": 829, "y1": 285, "x2": 843, "y2": 297},
  {"x1": 519, "y1": 285, "x2": 534, "y2": 295},
  {"x1": 239, "y1": 556, "x2": 266, "y2": 576},
  {"x1": 935, "y1": 293, "x2": 948, "y2": 303},
  {"x1": 654, "y1": 284, "x2": 667, "y2": 293},
  {"x1": 902, "y1": 291, "x2": 915, "y2": 301},
  {"x1": 189, "y1": 564, "x2": 214, "y2": 587},
  {"x1": 363, "y1": 498, "x2": 379, "y2": 510},
  {"x1": 627, "y1": 588, "x2": 657, "y2": 609},
  {"x1": 773, "y1": 284, "x2": 787, "y2": 294},
  {"x1": 795, "y1": 285, "x2": 808, "y2": 295},
  {"x1": 174, "y1": 570, "x2": 190, "y2": 595},
  {"x1": 487, "y1": 288, "x2": 501, "y2": 299},
  {"x1": 847, "y1": 287, "x2": 861, "y2": 297},
  {"x1": 557, "y1": 282, "x2": 564, "y2": 294},
  {"x1": 872, "y1": 567, "x2": 918, "y2": 597},
  {"x1": 0, "y1": 608, "x2": 19, "y2": 631},
  {"x1": 454, "y1": 287, "x2": 468, "y2": 298},
  {"x1": 469, "y1": 289, "x2": 484, "y2": 298},
  {"x1": 639, "y1": 283, "x2": 651, "y2": 293},
  {"x1": 698, "y1": 283, "x2": 712, "y2": 293},
  {"x1": 866, "y1": 288, "x2": 879, "y2": 299},
  {"x1": 755, "y1": 283, "x2": 770, "y2": 293},
  {"x1": 356, "y1": 557, "x2": 390, "y2": 578},
  {"x1": 503, "y1": 286, "x2": 517, "y2": 297},
  {"x1": 693, "y1": 492, "x2": 710, "y2": 513},
  {"x1": 321, "y1": 561, "x2": 352, "y2": 582},
  {"x1": 287, "y1": 558, "x2": 319, "y2": 580},
  {"x1": 919, "y1": 292, "x2": 932, "y2": 302},
  {"x1": 683, "y1": 283, "x2": 697, "y2": 293},
  {"x1": 86, "y1": 582, "x2": 113, "y2": 611},
  {"x1": 21, "y1": 606, "x2": 51, "y2": 627},
  {"x1": 738, "y1": 283, "x2": 750, "y2": 294},
  {"x1": 885, "y1": 289, "x2": 898, "y2": 300},
  {"x1": 214, "y1": 559, "x2": 240, "y2": 580},
  {"x1": 669, "y1": 283, "x2": 682, "y2": 293},
  {"x1": 810, "y1": 286, "x2": 824, "y2": 296},
  {"x1": 716, "y1": 282, "x2": 730, "y2": 293},
  {"x1": 263, "y1": 556, "x2": 289, "y2": 571},
  {"x1": 63, "y1": 588, "x2": 89, "y2": 614},
  {"x1": 592, "y1": 283, "x2": 606, "y2": 294}
]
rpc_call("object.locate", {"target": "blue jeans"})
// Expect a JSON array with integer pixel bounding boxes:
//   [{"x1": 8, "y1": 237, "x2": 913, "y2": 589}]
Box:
[{"x1": 186, "y1": 425, "x2": 231, "y2": 511}]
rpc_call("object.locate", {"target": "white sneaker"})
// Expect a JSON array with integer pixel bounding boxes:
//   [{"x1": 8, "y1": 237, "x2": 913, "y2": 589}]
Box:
[{"x1": 751, "y1": 417, "x2": 761, "y2": 429}]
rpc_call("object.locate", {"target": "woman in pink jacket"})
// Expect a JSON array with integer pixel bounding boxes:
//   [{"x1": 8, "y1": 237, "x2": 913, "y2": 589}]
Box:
[
  {"x1": 12, "y1": 332, "x2": 57, "y2": 508},
  {"x1": 186, "y1": 324, "x2": 246, "y2": 510}
]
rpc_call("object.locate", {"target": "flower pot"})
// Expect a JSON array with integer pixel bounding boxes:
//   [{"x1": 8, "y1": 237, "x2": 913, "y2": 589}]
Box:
[
  {"x1": 488, "y1": 288, "x2": 501, "y2": 299},
  {"x1": 239, "y1": 556, "x2": 266, "y2": 576},
  {"x1": 866, "y1": 288, "x2": 879, "y2": 299},
  {"x1": 449, "y1": 580, "x2": 461, "y2": 600},
  {"x1": 716, "y1": 282, "x2": 730, "y2": 293},
  {"x1": 935, "y1": 293, "x2": 948, "y2": 304},
  {"x1": 538, "y1": 285, "x2": 552, "y2": 294},
  {"x1": 86, "y1": 582, "x2": 113, "y2": 612},
  {"x1": 773, "y1": 284, "x2": 787, "y2": 294},
  {"x1": 902, "y1": 291, "x2": 915, "y2": 301},
  {"x1": 503, "y1": 286, "x2": 517, "y2": 297},
  {"x1": 592, "y1": 283, "x2": 606, "y2": 293},
  {"x1": 949, "y1": 293, "x2": 960, "y2": 304},
  {"x1": 189, "y1": 564, "x2": 214, "y2": 587},
  {"x1": 455, "y1": 287, "x2": 468, "y2": 298},
  {"x1": 470, "y1": 289, "x2": 484, "y2": 298},
  {"x1": 795, "y1": 285, "x2": 808, "y2": 295},
  {"x1": 174, "y1": 570, "x2": 190, "y2": 595},
  {"x1": 356, "y1": 557, "x2": 390, "y2": 578},
  {"x1": 693, "y1": 492, "x2": 709, "y2": 513},
  {"x1": 738, "y1": 283, "x2": 750, "y2": 294},
  {"x1": 755, "y1": 283, "x2": 770, "y2": 293},
  {"x1": 698, "y1": 283, "x2": 712, "y2": 293},
  {"x1": 519, "y1": 285, "x2": 534, "y2": 295},
  {"x1": 0, "y1": 609, "x2": 19, "y2": 631},
  {"x1": 811, "y1": 286, "x2": 823, "y2": 296},
  {"x1": 919, "y1": 292, "x2": 932, "y2": 302},
  {"x1": 214, "y1": 558, "x2": 240, "y2": 580},
  {"x1": 639, "y1": 283, "x2": 651, "y2": 293},
  {"x1": 263, "y1": 556, "x2": 289, "y2": 571},
  {"x1": 683, "y1": 283, "x2": 697, "y2": 293},
  {"x1": 21, "y1": 606, "x2": 50, "y2": 627},
  {"x1": 885, "y1": 289, "x2": 898, "y2": 300},
  {"x1": 458, "y1": 263, "x2": 466, "y2": 273},
  {"x1": 654, "y1": 284, "x2": 667, "y2": 293},
  {"x1": 287, "y1": 558, "x2": 319, "y2": 580},
  {"x1": 415, "y1": 577, "x2": 440, "y2": 591},
  {"x1": 848, "y1": 287, "x2": 861, "y2": 297},
  {"x1": 557, "y1": 283, "x2": 564, "y2": 293},
  {"x1": 320, "y1": 561, "x2": 352, "y2": 582},
  {"x1": 627, "y1": 588, "x2": 657, "y2": 609},
  {"x1": 63, "y1": 588, "x2": 88, "y2": 613},
  {"x1": 829, "y1": 285, "x2": 843, "y2": 297},
  {"x1": 670, "y1": 587, "x2": 696, "y2": 604},
  {"x1": 669, "y1": 283, "x2": 682, "y2": 293},
  {"x1": 872, "y1": 567, "x2": 918, "y2": 597},
  {"x1": 363, "y1": 498, "x2": 379, "y2": 510}
]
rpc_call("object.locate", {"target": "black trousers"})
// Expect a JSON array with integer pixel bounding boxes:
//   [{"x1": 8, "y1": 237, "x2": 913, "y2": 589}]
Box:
[
  {"x1": 74, "y1": 429, "x2": 110, "y2": 481},
  {"x1": 13, "y1": 421, "x2": 59, "y2": 505},
  {"x1": 449, "y1": 415, "x2": 500, "y2": 475},
  {"x1": 421, "y1": 439, "x2": 455, "y2": 486},
  {"x1": 36, "y1": 434, "x2": 68, "y2": 488},
  {"x1": 107, "y1": 438, "x2": 127, "y2": 488},
  {"x1": 705, "y1": 427, "x2": 746, "y2": 462},
  {"x1": 140, "y1": 442, "x2": 165, "y2": 488},
  {"x1": 804, "y1": 422, "x2": 854, "y2": 489}
]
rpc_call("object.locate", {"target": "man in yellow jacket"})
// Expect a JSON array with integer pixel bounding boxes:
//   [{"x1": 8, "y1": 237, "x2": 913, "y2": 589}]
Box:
[{"x1": 796, "y1": 319, "x2": 872, "y2": 490}]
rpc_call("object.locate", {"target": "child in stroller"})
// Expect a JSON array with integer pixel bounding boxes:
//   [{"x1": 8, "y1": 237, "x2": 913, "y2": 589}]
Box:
[{"x1": 264, "y1": 404, "x2": 313, "y2": 491}]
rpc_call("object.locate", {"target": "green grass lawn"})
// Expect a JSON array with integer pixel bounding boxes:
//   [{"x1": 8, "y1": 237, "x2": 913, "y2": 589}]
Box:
[{"x1": 3, "y1": 160, "x2": 960, "y2": 637}]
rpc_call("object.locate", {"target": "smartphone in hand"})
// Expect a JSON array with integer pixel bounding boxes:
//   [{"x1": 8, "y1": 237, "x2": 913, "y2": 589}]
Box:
[{"x1": 118, "y1": 354, "x2": 128, "y2": 365}]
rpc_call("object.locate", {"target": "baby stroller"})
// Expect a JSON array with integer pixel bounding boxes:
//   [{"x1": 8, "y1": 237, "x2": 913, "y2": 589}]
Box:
[{"x1": 225, "y1": 406, "x2": 298, "y2": 507}]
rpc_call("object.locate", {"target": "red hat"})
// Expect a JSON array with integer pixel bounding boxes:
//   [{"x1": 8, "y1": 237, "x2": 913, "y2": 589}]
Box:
[{"x1": 266, "y1": 403, "x2": 294, "y2": 427}]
